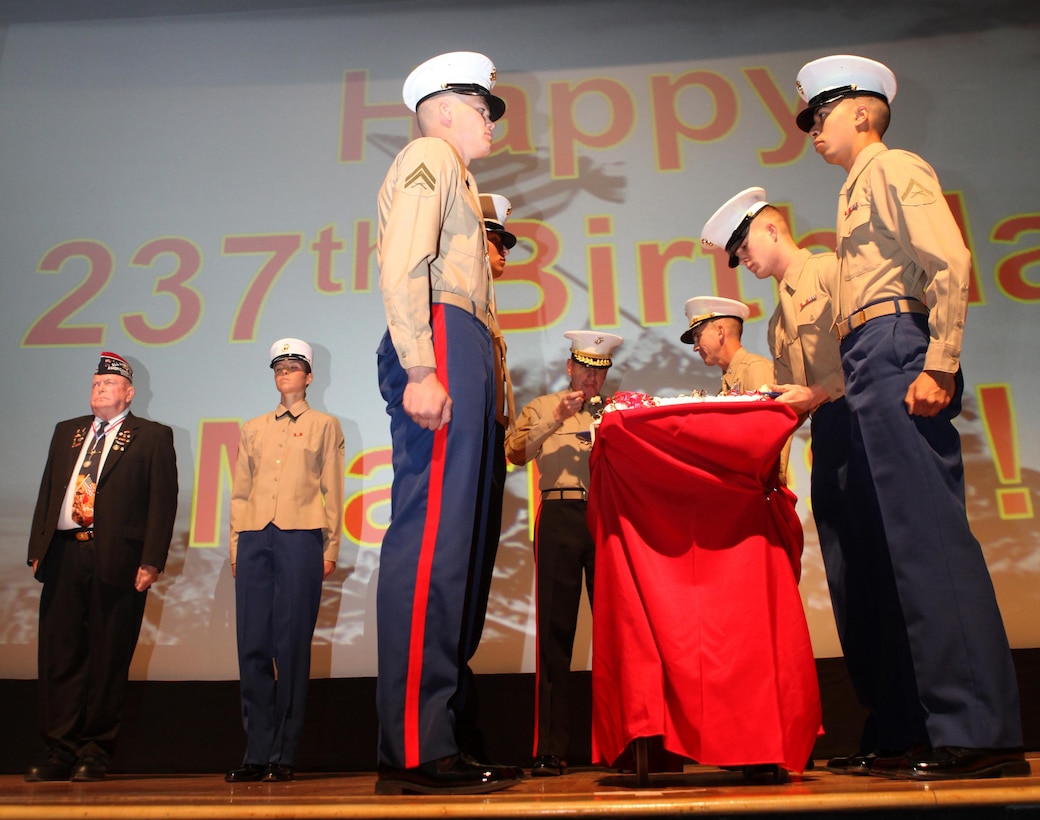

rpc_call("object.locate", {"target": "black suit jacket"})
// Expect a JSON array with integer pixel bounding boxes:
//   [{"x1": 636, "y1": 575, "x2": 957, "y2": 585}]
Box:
[{"x1": 27, "y1": 411, "x2": 179, "y2": 589}]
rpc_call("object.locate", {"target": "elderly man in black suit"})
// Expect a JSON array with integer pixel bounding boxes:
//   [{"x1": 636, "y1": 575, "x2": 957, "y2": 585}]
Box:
[{"x1": 25, "y1": 351, "x2": 179, "y2": 782}]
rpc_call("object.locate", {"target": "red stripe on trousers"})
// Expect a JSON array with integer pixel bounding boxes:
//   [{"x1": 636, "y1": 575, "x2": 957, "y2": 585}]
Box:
[
  {"x1": 531, "y1": 499, "x2": 543, "y2": 756},
  {"x1": 403, "y1": 304, "x2": 449, "y2": 768}
]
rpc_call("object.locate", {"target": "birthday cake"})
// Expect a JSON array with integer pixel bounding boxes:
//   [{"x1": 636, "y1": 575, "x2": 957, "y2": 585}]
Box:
[
  {"x1": 601, "y1": 388, "x2": 777, "y2": 413},
  {"x1": 585, "y1": 388, "x2": 778, "y2": 442}
]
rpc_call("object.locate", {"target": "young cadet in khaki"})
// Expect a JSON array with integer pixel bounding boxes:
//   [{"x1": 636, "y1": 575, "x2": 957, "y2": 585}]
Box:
[
  {"x1": 505, "y1": 330, "x2": 622, "y2": 778},
  {"x1": 792, "y1": 54, "x2": 1026, "y2": 781},
  {"x1": 227, "y1": 338, "x2": 344, "y2": 784},
  {"x1": 698, "y1": 188, "x2": 843, "y2": 410},
  {"x1": 679, "y1": 295, "x2": 774, "y2": 394},
  {"x1": 374, "y1": 51, "x2": 521, "y2": 796},
  {"x1": 701, "y1": 188, "x2": 890, "y2": 770}
]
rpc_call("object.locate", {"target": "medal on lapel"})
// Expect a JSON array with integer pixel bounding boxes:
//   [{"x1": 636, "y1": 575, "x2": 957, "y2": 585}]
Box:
[{"x1": 112, "y1": 428, "x2": 133, "y2": 452}]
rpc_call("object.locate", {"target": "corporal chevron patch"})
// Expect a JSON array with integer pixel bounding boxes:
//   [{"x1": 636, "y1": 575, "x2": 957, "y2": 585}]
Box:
[
  {"x1": 404, "y1": 163, "x2": 436, "y2": 194},
  {"x1": 901, "y1": 177, "x2": 935, "y2": 205}
]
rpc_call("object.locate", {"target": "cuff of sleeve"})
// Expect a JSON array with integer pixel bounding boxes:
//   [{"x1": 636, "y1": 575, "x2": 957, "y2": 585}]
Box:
[
  {"x1": 822, "y1": 375, "x2": 845, "y2": 402},
  {"x1": 395, "y1": 341, "x2": 437, "y2": 370},
  {"x1": 924, "y1": 343, "x2": 961, "y2": 374}
]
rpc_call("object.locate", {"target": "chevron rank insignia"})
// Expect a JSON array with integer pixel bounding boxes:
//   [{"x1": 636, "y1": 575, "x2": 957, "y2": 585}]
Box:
[
  {"x1": 901, "y1": 178, "x2": 935, "y2": 204},
  {"x1": 404, "y1": 163, "x2": 436, "y2": 195}
]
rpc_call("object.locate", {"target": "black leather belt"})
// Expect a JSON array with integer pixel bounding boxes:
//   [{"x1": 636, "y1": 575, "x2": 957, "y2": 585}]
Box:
[
  {"x1": 835, "y1": 298, "x2": 928, "y2": 341},
  {"x1": 541, "y1": 488, "x2": 587, "y2": 501}
]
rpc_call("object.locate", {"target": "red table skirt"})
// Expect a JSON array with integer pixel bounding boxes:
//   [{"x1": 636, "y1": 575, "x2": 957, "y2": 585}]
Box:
[{"x1": 588, "y1": 400, "x2": 821, "y2": 773}]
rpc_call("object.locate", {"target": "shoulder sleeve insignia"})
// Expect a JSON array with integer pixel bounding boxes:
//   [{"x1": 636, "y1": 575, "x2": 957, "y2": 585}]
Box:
[
  {"x1": 900, "y1": 178, "x2": 936, "y2": 205},
  {"x1": 404, "y1": 163, "x2": 436, "y2": 194}
]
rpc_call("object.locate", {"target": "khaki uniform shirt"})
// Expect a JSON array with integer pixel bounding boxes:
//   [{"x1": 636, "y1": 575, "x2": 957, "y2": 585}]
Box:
[
  {"x1": 505, "y1": 390, "x2": 596, "y2": 492},
  {"x1": 768, "y1": 249, "x2": 845, "y2": 401},
  {"x1": 490, "y1": 315, "x2": 515, "y2": 429},
  {"x1": 377, "y1": 136, "x2": 492, "y2": 370},
  {"x1": 229, "y1": 399, "x2": 345, "y2": 564},
  {"x1": 723, "y1": 346, "x2": 790, "y2": 484},
  {"x1": 836, "y1": 142, "x2": 970, "y2": 373},
  {"x1": 721, "y1": 347, "x2": 775, "y2": 394}
]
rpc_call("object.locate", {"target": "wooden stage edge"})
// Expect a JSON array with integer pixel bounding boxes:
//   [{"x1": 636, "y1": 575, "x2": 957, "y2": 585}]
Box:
[{"x1": 3, "y1": 755, "x2": 1040, "y2": 820}]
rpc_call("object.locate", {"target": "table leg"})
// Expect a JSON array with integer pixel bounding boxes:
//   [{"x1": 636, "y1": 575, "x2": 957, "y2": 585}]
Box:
[{"x1": 633, "y1": 738, "x2": 649, "y2": 787}]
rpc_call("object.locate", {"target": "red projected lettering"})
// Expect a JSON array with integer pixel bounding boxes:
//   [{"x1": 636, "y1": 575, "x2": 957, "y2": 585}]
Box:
[
  {"x1": 587, "y1": 243, "x2": 618, "y2": 326},
  {"x1": 344, "y1": 447, "x2": 393, "y2": 547},
  {"x1": 23, "y1": 240, "x2": 112, "y2": 347},
  {"x1": 354, "y1": 219, "x2": 376, "y2": 292},
  {"x1": 495, "y1": 220, "x2": 569, "y2": 331},
  {"x1": 549, "y1": 77, "x2": 635, "y2": 179},
  {"x1": 992, "y1": 213, "x2": 1040, "y2": 303},
  {"x1": 636, "y1": 239, "x2": 697, "y2": 325},
  {"x1": 223, "y1": 233, "x2": 303, "y2": 341},
  {"x1": 944, "y1": 192, "x2": 985, "y2": 305},
  {"x1": 311, "y1": 224, "x2": 345, "y2": 294},
  {"x1": 189, "y1": 419, "x2": 241, "y2": 547},
  {"x1": 587, "y1": 215, "x2": 618, "y2": 327},
  {"x1": 743, "y1": 67, "x2": 809, "y2": 166},
  {"x1": 122, "y1": 237, "x2": 203, "y2": 345},
  {"x1": 977, "y1": 384, "x2": 1033, "y2": 519},
  {"x1": 339, "y1": 69, "x2": 414, "y2": 164},
  {"x1": 490, "y1": 84, "x2": 535, "y2": 155},
  {"x1": 650, "y1": 70, "x2": 737, "y2": 172}
]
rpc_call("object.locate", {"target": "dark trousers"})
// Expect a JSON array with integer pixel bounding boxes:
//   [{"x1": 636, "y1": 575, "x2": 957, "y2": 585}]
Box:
[
  {"x1": 533, "y1": 498, "x2": 595, "y2": 758},
  {"x1": 840, "y1": 312, "x2": 1022, "y2": 750},
  {"x1": 37, "y1": 534, "x2": 147, "y2": 764},
  {"x1": 811, "y1": 396, "x2": 924, "y2": 753},
  {"x1": 234, "y1": 524, "x2": 324, "y2": 767},
  {"x1": 375, "y1": 304, "x2": 496, "y2": 769},
  {"x1": 455, "y1": 420, "x2": 506, "y2": 760}
]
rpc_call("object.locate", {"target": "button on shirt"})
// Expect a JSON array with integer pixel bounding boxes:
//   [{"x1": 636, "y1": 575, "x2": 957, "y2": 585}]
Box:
[
  {"x1": 835, "y1": 142, "x2": 970, "y2": 374},
  {"x1": 505, "y1": 390, "x2": 596, "y2": 491},
  {"x1": 229, "y1": 399, "x2": 345, "y2": 564}
]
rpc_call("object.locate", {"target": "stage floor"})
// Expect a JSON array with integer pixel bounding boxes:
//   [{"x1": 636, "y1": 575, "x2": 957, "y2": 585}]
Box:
[{"x1": 3, "y1": 755, "x2": 1040, "y2": 819}]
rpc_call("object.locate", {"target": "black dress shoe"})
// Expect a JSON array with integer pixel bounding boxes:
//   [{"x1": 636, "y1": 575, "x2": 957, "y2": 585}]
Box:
[
  {"x1": 262, "y1": 763, "x2": 295, "y2": 782},
  {"x1": 375, "y1": 752, "x2": 522, "y2": 795},
  {"x1": 464, "y1": 755, "x2": 526, "y2": 781},
  {"x1": 225, "y1": 763, "x2": 265, "y2": 782},
  {"x1": 531, "y1": 754, "x2": 566, "y2": 777},
  {"x1": 826, "y1": 751, "x2": 878, "y2": 775},
  {"x1": 872, "y1": 745, "x2": 1031, "y2": 781},
  {"x1": 71, "y1": 755, "x2": 107, "y2": 782},
  {"x1": 25, "y1": 756, "x2": 73, "y2": 782}
]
